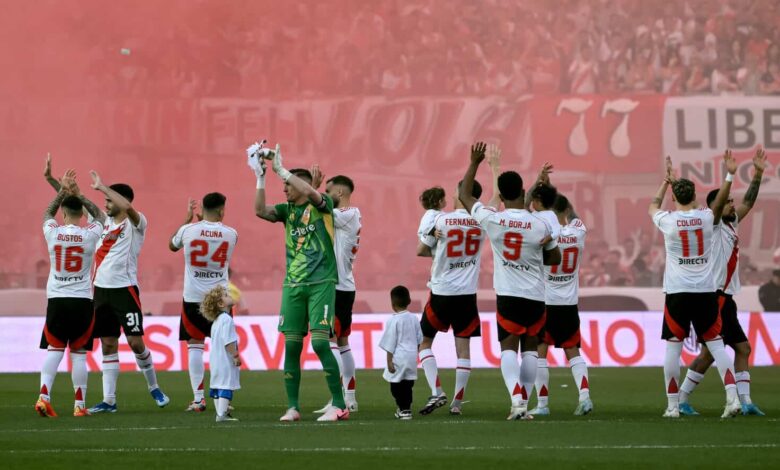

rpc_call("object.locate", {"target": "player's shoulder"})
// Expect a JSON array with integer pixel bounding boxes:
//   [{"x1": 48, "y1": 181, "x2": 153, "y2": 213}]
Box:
[{"x1": 569, "y1": 218, "x2": 587, "y2": 232}]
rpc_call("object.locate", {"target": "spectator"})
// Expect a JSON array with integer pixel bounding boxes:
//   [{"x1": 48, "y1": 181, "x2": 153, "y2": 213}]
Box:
[{"x1": 758, "y1": 269, "x2": 780, "y2": 312}]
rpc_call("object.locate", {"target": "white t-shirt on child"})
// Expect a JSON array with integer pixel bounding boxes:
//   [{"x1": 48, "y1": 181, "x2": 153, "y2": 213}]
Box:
[
  {"x1": 379, "y1": 311, "x2": 422, "y2": 383},
  {"x1": 209, "y1": 312, "x2": 241, "y2": 391}
]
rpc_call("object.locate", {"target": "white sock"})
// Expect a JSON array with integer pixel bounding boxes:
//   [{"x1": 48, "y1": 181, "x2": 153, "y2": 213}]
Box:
[
  {"x1": 215, "y1": 397, "x2": 230, "y2": 417},
  {"x1": 520, "y1": 351, "x2": 538, "y2": 406},
  {"x1": 452, "y1": 359, "x2": 471, "y2": 407},
  {"x1": 664, "y1": 341, "x2": 683, "y2": 409},
  {"x1": 419, "y1": 349, "x2": 443, "y2": 396},
  {"x1": 500, "y1": 350, "x2": 523, "y2": 403},
  {"x1": 40, "y1": 349, "x2": 65, "y2": 400},
  {"x1": 535, "y1": 358, "x2": 549, "y2": 408},
  {"x1": 705, "y1": 339, "x2": 738, "y2": 402},
  {"x1": 71, "y1": 352, "x2": 88, "y2": 408},
  {"x1": 188, "y1": 344, "x2": 205, "y2": 402},
  {"x1": 569, "y1": 355, "x2": 590, "y2": 401},
  {"x1": 102, "y1": 353, "x2": 120, "y2": 405},
  {"x1": 679, "y1": 369, "x2": 705, "y2": 404},
  {"x1": 330, "y1": 343, "x2": 343, "y2": 380},
  {"x1": 134, "y1": 347, "x2": 159, "y2": 391},
  {"x1": 735, "y1": 371, "x2": 752, "y2": 405},
  {"x1": 340, "y1": 345, "x2": 356, "y2": 398}
]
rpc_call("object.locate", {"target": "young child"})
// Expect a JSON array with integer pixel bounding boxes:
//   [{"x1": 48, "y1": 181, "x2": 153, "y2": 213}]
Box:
[
  {"x1": 418, "y1": 186, "x2": 446, "y2": 242},
  {"x1": 379, "y1": 285, "x2": 423, "y2": 420},
  {"x1": 199, "y1": 285, "x2": 241, "y2": 422}
]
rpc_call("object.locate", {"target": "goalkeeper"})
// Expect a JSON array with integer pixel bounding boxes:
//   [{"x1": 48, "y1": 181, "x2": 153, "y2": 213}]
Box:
[{"x1": 247, "y1": 141, "x2": 348, "y2": 422}]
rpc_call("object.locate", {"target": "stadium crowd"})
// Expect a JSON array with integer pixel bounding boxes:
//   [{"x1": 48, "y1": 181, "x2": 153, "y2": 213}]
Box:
[{"x1": 63, "y1": 0, "x2": 780, "y2": 98}]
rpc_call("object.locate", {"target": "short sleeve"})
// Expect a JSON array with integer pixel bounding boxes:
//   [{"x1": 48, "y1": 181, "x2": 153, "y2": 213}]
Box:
[
  {"x1": 378, "y1": 318, "x2": 397, "y2": 354},
  {"x1": 86, "y1": 221, "x2": 104, "y2": 240},
  {"x1": 415, "y1": 319, "x2": 423, "y2": 345},
  {"x1": 133, "y1": 213, "x2": 148, "y2": 233},
  {"x1": 274, "y1": 203, "x2": 289, "y2": 224},
  {"x1": 171, "y1": 224, "x2": 190, "y2": 248},
  {"x1": 334, "y1": 208, "x2": 360, "y2": 230},
  {"x1": 43, "y1": 219, "x2": 58, "y2": 240},
  {"x1": 470, "y1": 202, "x2": 496, "y2": 225},
  {"x1": 652, "y1": 210, "x2": 674, "y2": 234},
  {"x1": 221, "y1": 316, "x2": 239, "y2": 347},
  {"x1": 316, "y1": 193, "x2": 334, "y2": 214}
]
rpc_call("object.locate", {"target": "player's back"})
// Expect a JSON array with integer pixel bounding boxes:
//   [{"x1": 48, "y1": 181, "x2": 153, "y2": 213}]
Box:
[
  {"x1": 652, "y1": 208, "x2": 715, "y2": 293},
  {"x1": 472, "y1": 203, "x2": 553, "y2": 301},
  {"x1": 178, "y1": 220, "x2": 238, "y2": 302},
  {"x1": 94, "y1": 214, "x2": 147, "y2": 288},
  {"x1": 711, "y1": 217, "x2": 740, "y2": 295},
  {"x1": 334, "y1": 207, "x2": 361, "y2": 291},
  {"x1": 545, "y1": 219, "x2": 587, "y2": 305},
  {"x1": 428, "y1": 209, "x2": 484, "y2": 295},
  {"x1": 44, "y1": 220, "x2": 103, "y2": 299}
]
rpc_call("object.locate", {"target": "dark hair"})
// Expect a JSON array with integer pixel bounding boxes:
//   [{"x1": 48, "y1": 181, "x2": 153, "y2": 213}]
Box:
[
  {"x1": 531, "y1": 184, "x2": 558, "y2": 209},
  {"x1": 457, "y1": 179, "x2": 483, "y2": 199},
  {"x1": 327, "y1": 175, "x2": 355, "y2": 193},
  {"x1": 390, "y1": 285, "x2": 411, "y2": 309},
  {"x1": 552, "y1": 194, "x2": 570, "y2": 214},
  {"x1": 419, "y1": 187, "x2": 446, "y2": 210},
  {"x1": 706, "y1": 189, "x2": 719, "y2": 208},
  {"x1": 61, "y1": 195, "x2": 83, "y2": 215},
  {"x1": 497, "y1": 171, "x2": 524, "y2": 201},
  {"x1": 109, "y1": 183, "x2": 134, "y2": 202},
  {"x1": 773, "y1": 269, "x2": 780, "y2": 277},
  {"x1": 202, "y1": 192, "x2": 227, "y2": 211},
  {"x1": 290, "y1": 168, "x2": 312, "y2": 183},
  {"x1": 671, "y1": 179, "x2": 696, "y2": 205}
]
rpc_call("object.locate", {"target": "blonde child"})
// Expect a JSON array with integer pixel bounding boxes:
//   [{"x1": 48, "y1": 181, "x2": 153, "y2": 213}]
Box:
[
  {"x1": 379, "y1": 285, "x2": 423, "y2": 420},
  {"x1": 200, "y1": 286, "x2": 241, "y2": 422}
]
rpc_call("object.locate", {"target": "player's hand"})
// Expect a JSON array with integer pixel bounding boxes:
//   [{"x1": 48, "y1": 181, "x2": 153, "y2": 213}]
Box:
[
  {"x1": 470, "y1": 142, "x2": 487, "y2": 165},
  {"x1": 61, "y1": 169, "x2": 80, "y2": 196},
  {"x1": 233, "y1": 356, "x2": 242, "y2": 367},
  {"x1": 486, "y1": 144, "x2": 501, "y2": 171},
  {"x1": 434, "y1": 229, "x2": 444, "y2": 239},
  {"x1": 89, "y1": 170, "x2": 104, "y2": 190},
  {"x1": 185, "y1": 198, "x2": 199, "y2": 223},
  {"x1": 664, "y1": 156, "x2": 676, "y2": 184},
  {"x1": 723, "y1": 148, "x2": 737, "y2": 175},
  {"x1": 310, "y1": 164, "x2": 324, "y2": 189},
  {"x1": 272, "y1": 143, "x2": 292, "y2": 181},
  {"x1": 539, "y1": 162, "x2": 554, "y2": 185},
  {"x1": 44, "y1": 153, "x2": 53, "y2": 180},
  {"x1": 388, "y1": 363, "x2": 396, "y2": 374},
  {"x1": 246, "y1": 141, "x2": 268, "y2": 177},
  {"x1": 753, "y1": 146, "x2": 767, "y2": 172}
]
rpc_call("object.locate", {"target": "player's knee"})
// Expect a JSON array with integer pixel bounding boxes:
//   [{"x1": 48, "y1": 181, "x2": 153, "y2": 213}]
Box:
[
  {"x1": 735, "y1": 341, "x2": 751, "y2": 358},
  {"x1": 127, "y1": 336, "x2": 145, "y2": 353},
  {"x1": 101, "y1": 337, "x2": 119, "y2": 354}
]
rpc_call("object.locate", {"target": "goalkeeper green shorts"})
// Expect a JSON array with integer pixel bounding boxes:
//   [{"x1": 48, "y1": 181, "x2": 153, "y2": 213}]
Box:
[{"x1": 278, "y1": 282, "x2": 336, "y2": 335}]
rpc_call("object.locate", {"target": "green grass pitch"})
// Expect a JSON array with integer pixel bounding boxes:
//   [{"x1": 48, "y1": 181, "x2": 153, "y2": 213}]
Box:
[{"x1": 1, "y1": 367, "x2": 778, "y2": 469}]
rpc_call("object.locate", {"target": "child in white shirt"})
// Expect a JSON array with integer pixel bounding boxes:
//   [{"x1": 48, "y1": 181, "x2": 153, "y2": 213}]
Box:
[
  {"x1": 417, "y1": 187, "x2": 446, "y2": 242},
  {"x1": 200, "y1": 286, "x2": 241, "y2": 422},
  {"x1": 379, "y1": 285, "x2": 423, "y2": 420}
]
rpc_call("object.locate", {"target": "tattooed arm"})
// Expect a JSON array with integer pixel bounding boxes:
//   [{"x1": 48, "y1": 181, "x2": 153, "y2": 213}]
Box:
[
  {"x1": 735, "y1": 147, "x2": 767, "y2": 221},
  {"x1": 44, "y1": 191, "x2": 67, "y2": 222}
]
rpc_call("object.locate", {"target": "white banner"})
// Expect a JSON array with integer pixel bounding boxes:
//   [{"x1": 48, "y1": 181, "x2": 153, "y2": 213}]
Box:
[{"x1": 2, "y1": 312, "x2": 779, "y2": 372}]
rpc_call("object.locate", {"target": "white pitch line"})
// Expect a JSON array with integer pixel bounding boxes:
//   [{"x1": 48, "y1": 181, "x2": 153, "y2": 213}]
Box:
[{"x1": 1, "y1": 443, "x2": 777, "y2": 454}]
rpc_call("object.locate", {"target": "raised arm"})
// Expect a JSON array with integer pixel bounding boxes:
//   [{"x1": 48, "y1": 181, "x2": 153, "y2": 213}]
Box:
[
  {"x1": 458, "y1": 142, "x2": 487, "y2": 214},
  {"x1": 271, "y1": 144, "x2": 324, "y2": 207},
  {"x1": 43, "y1": 190, "x2": 67, "y2": 222},
  {"x1": 169, "y1": 198, "x2": 197, "y2": 252},
  {"x1": 246, "y1": 143, "x2": 280, "y2": 223},
  {"x1": 486, "y1": 144, "x2": 502, "y2": 209},
  {"x1": 44, "y1": 153, "x2": 62, "y2": 192},
  {"x1": 61, "y1": 170, "x2": 107, "y2": 225},
  {"x1": 735, "y1": 146, "x2": 767, "y2": 221},
  {"x1": 524, "y1": 162, "x2": 553, "y2": 210},
  {"x1": 543, "y1": 246, "x2": 562, "y2": 266},
  {"x1": 649, "y1": 156, "x2": 674, "y2": 217},
  {"x1": 710, "y1": 149, "x2": 737, "y2": 225},
  {"x1": 89, "y1": 170, "x2": 136, "y2": 225}
]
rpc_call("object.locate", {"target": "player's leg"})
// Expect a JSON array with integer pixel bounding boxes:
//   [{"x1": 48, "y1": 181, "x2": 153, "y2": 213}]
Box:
[
  {"x1": 692, "y1": 293, "x2": 739, "y2": 417},
  {"x1": 531, "y1": 342, "x2": 550, "y2": 415},
  {"x1": 180, "y1": 300, "x2": 212, "y2": 411},
  {"x1": 496, "y1": 296, "x2": 526, "y2": 419},
  {"x1": 516, "y1": 298, "x2": 545, "y2": 418},
  {"x1": 121, "y1": 286, "x2": 169, "y2": 407},
  {"x1": 279, "y1": 286, "x2": 306, "y2": 421},
  {"x1": 678, "y1": 347, "x2": 712, "y2": 416},
  {"x1": 449, "y1": 294, "x2": 480, "y2": 415},
  {"x1": 308, "y1": 283, "x2": 349, "y2": 420},
  {"x1": 566, "y1": 348, "x2": 592, "y2": 415},
  {"x1": 89, "y1": 288, "x2": 120, "y2": 413},
  {"x1": 719, "y1": 295, "x2": 764, "y2": 414},
  {"x1": 418, "y1": 293, "x2": 446, "y2": 408},
  {"x1": 336, "y1": 290, "x2": 357, "y2": 410},
  {"x1": 36, "y1": 300, "x2": 66, "y2": 417},
  {"x1": 68, "y1": 299, "x2": 95, "y2": 417},
  {"x1": 661, "y1": 293, "x2": 693, "y2": 418}
]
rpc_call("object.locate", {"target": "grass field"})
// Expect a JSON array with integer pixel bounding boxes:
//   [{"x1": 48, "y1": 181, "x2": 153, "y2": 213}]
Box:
[{"x1": 0, "y1": 367, "x2": 778, "y2": 469}]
